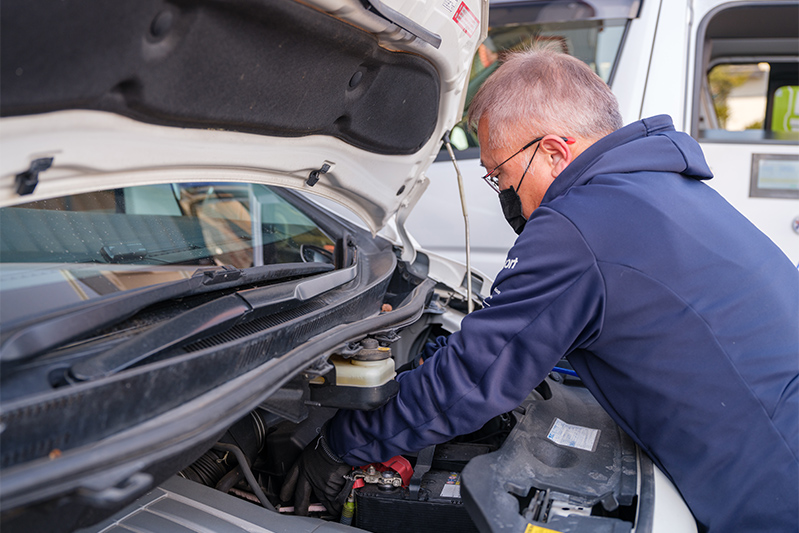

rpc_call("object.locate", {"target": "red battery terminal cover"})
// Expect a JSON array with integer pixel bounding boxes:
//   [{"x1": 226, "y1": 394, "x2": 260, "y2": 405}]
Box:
[{"x1": 352, "y1": 455, "x2": 413, "y2": 489}]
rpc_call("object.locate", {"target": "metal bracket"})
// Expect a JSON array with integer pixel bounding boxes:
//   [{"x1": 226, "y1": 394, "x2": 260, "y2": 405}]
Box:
[
  {"x1": 366, "y1": 0, "x2": 442, "y2": 49},
  {"x1": 408, "y1": 444, "x2": 436, "y2": 500}
]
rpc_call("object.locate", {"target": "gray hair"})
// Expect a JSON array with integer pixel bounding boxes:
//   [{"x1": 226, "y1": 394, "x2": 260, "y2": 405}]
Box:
[{"x1": 467, "y1": 43, "x2": 623, "y2": 149}]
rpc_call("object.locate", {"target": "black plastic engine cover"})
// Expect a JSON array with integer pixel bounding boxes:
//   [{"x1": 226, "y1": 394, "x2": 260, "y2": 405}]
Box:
[{"x1": 461, "y1": 377, "x2": 639, "y2": 533}]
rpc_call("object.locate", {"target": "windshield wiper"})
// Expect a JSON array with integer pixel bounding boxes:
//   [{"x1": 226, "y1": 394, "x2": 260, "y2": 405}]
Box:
[
  {"x1": 68, "y1": 263, "x2": 358, "y2": 381},
  {"x1": 0, "y1": 263, "x2": 335, "y2": 366}
]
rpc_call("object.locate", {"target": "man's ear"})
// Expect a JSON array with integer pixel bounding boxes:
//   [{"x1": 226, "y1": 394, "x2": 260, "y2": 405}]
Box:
[{"x1": 539, "y1": 135, "x2": 573, "y2": 178}]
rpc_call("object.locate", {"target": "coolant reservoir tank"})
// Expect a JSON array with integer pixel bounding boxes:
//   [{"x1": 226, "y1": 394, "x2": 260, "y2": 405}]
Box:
[
  {"x1": 309, "y1": 340, "x2": 399, "y2": 410},
  {"x1": 331, "y1": 355, "x2": 396, "y2": 388}
]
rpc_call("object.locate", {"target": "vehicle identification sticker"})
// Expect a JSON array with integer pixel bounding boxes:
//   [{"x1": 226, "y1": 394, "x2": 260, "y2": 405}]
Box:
[
  {"x1": 453, "y1": 2, "x2": 479, "y2": 37},
  {"x1": 546, "y1": 418, "x2": 600, "y2": 452},
  {"x1": 439, "y1": 472, "x2": 461, "y2": 498}
]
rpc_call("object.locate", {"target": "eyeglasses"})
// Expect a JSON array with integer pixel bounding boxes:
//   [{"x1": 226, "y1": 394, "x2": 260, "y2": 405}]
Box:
[{"x1": 480, "y1": 135, "x2": 575, "y2": 193}]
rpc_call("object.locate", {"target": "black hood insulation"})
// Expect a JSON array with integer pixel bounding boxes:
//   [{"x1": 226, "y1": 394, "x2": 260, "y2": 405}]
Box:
[{"x1": 1, "y1": 0, "x2": 441, "y2": 155}]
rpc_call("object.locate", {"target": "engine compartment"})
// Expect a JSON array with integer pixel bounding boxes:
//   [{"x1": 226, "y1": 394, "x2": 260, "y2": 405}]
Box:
[
  {"x1": 175, "y1": 328, "x2": 650, "y2": 533},
  {"x1": 0, "y1": 247, "x2": 652, "y2": 533}
]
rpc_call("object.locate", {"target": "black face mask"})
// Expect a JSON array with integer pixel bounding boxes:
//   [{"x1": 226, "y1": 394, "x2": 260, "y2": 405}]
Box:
[
  {"x1": 491, "y1": 139, "x2": 543, "y2": 235},
  {"x1": 499, "y1": 186, "x2": 527, "y2": 235}
]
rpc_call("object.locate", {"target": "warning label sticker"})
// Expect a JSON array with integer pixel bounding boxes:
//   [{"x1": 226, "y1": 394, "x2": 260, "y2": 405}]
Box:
[
  {"x1": 440, "y1": 472, "x2": 462, "y2": 498},
  {"x1": 546, "y1": 418, "x2": 600, "y2": 452},
  {"x1": 453, "y1": 2, "x2": 479, "y2": 37}
]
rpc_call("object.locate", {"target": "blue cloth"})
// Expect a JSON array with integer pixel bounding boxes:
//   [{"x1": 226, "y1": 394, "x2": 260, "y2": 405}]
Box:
[{"x1": 327, "y1": 116, "x2": 799, "y2": 532}]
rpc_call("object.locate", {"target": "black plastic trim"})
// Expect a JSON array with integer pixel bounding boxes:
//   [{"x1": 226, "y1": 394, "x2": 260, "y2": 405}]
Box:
[{"x1": 0, "y1": 270, "x2": 434, "y2": 531}]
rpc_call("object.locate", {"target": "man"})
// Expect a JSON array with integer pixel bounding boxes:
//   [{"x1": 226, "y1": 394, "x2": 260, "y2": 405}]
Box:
[{"x1": 281, "y1": 46, "x2": 799, "y2": 532}]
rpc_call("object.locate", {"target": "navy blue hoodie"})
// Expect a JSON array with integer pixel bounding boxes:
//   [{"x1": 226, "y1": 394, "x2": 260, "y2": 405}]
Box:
[{"x1": 328, "y1": 115, "x2": 799, "y2": 532}]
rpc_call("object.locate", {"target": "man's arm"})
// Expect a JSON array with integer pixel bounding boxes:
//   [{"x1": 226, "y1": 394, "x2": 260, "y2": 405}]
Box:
[{"x1": 327, "y1": 207, "x2": 605, "y2": 465}]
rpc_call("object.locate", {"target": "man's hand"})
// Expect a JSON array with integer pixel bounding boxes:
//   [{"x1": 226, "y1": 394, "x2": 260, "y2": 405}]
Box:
[
  {"x1": 396, "y1": 335, "x2": 448, "y2": 373},
  {"x1": 280, "y1": 430, "x2": 354, "y2": 516}
]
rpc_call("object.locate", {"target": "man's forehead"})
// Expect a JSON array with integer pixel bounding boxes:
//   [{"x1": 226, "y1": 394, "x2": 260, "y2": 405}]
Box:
[
  {"x1": 479, "y1": 151, "x2": 496, "y2": 170},
  {"x1": 477, "y1": 119, "x2": 510, "y2": 160},
  {"x1": 478, "y1": 141, "x2": 504, "y2": 169},
  {"x1": 476, "y1": 121, "x2": 495, "y2": 167}
]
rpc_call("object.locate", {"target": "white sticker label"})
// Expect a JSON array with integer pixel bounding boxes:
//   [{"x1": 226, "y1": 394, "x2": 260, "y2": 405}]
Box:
[
  {"x1": 547, "y1": 418, "x2": 600, "y2": 452},
  {"x1": 441, "y1": 0, "x2": 458, "y2": 13},
  {"x1": 440, "y1": 472, "x2": 462, "y2": 498},
  {"x1": 452, "y1": 2, "x2": 479, "y2": 37}
]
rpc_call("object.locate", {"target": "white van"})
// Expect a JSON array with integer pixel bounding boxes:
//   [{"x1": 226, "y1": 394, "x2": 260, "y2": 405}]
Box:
[{"x1": 408, "y1": 0, "x2": 799, "y2": 277}]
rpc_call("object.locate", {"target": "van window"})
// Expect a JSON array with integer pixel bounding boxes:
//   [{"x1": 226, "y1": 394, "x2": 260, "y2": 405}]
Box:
[
  {"x1": 693, "y1": 3, "x2": 799, "y2": 142},
  {"x1": 771, "y1": 84, "x2": 799, "y2": 133},
  {"x1": 708, "y1": 63, "x2": 769, "y2": 131},
  {"x1": 445, "y1": 0, "x2": 639, "y2": 152},
  {"x1": 706, "y1": 62, "x2": 799, "y2": 135}
]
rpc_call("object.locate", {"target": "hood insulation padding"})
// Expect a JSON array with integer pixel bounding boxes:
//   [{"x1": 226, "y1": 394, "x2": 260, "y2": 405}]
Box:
[{"x1": 1, "y1": 0, "x2": 441, "y2": 155}]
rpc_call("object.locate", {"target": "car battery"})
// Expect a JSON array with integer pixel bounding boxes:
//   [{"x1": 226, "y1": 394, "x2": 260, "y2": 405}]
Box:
[
  {"x1": 353, "y1": 469, "x2": 478, "y2": 533},
  {"x1": 353, "y1": 443, "x2": 489, "y2": 533}
]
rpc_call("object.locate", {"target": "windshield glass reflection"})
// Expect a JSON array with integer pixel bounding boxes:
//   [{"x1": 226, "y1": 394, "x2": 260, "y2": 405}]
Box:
[{"x1": 0, "y1": 183, "x2": 336, "y2": 322}]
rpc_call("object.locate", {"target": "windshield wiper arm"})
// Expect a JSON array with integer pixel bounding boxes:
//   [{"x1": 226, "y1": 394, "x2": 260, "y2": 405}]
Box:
[
  {"x1": 0, "y1": 263, "x2": 334, "y2": 366},
  {"x1": 69, "y1": 263, "x2": 358, "y2": 381}
]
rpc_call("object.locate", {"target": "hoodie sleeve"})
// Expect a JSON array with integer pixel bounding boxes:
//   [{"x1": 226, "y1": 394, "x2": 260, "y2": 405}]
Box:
[{"x1": 327, "y1": 207, "x2": 605, "y2": 465}]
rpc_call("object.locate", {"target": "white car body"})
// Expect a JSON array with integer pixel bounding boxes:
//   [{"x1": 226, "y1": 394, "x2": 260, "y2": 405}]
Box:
[
  {"x1": 414, "y1": 0, "x2": 799, "y2": 276},
  {"x1": 0, "y1": 0, "x2": 699, "y2": 532}
]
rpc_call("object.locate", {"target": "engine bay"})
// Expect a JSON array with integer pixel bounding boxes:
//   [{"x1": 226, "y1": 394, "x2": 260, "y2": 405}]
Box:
[
  {"x1": 175, "y1": 334, "x2": 651, "y2": 533},
  {"x1": 1, "y1": 247, "x2": 653, "y2": 533}
]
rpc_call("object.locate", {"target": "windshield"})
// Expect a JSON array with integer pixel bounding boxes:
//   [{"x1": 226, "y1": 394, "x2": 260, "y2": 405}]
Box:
[
  {"x1": 0, "y1": 183, "x2": 336, "y2": 323},
  {"x1": 447, "y1": 3, "x2": 633, "y2": 152},
  {"x1": 478, "y1": 18, "x2": 627, "y2": 84}
]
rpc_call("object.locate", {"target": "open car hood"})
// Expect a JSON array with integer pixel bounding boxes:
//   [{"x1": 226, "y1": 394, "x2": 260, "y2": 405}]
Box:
[{"x1": 0, "y1": 0, "x2": 487, "y2": 234}]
